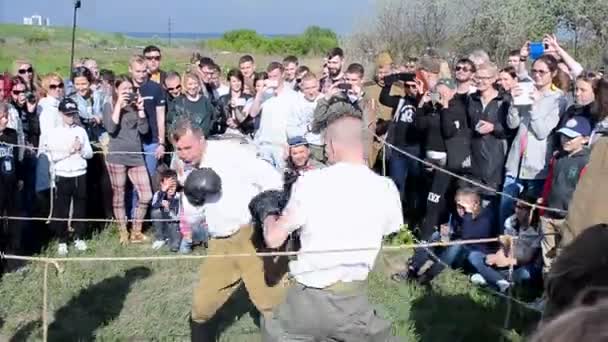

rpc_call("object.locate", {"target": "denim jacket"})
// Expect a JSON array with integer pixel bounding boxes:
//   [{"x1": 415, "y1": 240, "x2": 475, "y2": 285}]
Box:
[{"x1": 70, "y1": 89, "x2": 107, "y2": 121}]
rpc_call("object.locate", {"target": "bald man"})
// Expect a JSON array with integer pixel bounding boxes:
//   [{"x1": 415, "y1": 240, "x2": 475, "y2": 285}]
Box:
[{"x1": 261, "y1": 115, "x2": 403, "y2": 341}]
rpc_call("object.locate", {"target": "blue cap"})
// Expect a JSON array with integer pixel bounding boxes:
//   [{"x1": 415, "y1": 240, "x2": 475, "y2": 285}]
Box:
[
  {"x1": 288, "y1": 136, "x2": 308, "y2": 147},
  {"x1": 558, "y1": 116, "x2": 592, "y2": 138}
]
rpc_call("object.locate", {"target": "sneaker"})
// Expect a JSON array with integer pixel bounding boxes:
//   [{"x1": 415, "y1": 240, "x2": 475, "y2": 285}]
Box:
[
  {"x1": 527, "y1": 297, "x2": 546, "y2": 312},
  {"x1": 74, "y1": 239, "x2": 88, "y2": 252},
  {"x1": 496, "y1": 280, "x2": 511, "y2": 293},
  {"x1": 179, "y1": 239, "x2": 193, "y2": 254},
  {"x1": 152, "y1": 240, "x2": 166, "y2": 250},
  {"x1": 57, "y1": 243, "x2": 68, "y2": 256},
  {"x1": 470, "y1": 274, "x2": 487, "y2": 286}
]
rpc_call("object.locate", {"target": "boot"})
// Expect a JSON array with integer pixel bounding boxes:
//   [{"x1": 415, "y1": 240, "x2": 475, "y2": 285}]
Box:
[
  {"x1": 118, "y1": 227, "x2": 129, "y2": 246},
  {"x1": 190, "y1": 318, "x2": 215, "y2": 342},
  {"x1": 130, "y1": 223, "x2": 148, "y2": 244}
]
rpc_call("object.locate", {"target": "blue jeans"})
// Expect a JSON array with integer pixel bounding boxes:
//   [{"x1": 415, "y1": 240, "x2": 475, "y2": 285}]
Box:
[
  {"x1": 468, "y1": 250, "x2": 538, "y2": 286},
  {"x1": 498, "y1": 176, "x2": 544, "y2": 231},
  {"x1": 388, "y1": 146, "x2": 421, "y2": 196},
  {"x1": 129, "y1": 142, "x2": 158, "y2": 219},
  {"x1": 257, "y1": 143, "x2": 286, "y2": 171}
]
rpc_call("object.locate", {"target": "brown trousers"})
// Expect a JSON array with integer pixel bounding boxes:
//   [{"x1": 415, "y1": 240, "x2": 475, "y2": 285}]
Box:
[
  {"x1": 540, "y1": 216, "x2": 565, "y2": 274},
  {"x1": 191, "y1": 224, "x2": 288, "y2": 322}
]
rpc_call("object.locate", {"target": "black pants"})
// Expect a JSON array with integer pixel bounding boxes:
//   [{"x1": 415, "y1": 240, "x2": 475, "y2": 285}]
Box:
[
  {"x1": 0, "y1": 176, "x2": 20, "y2": 273},
  {"x1": 87, "y1": 152, "x2": 113, "y2": 220},
  {"x1": 51, "y1": 175, "x2": 87, "y2": 243}
]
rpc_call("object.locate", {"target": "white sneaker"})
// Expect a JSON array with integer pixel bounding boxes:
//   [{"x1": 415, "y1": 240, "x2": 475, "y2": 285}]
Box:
[
  {"x1": 470, "y1": 273, "x2": 487, "y2": 286},
  {"x1": 74, "y1": 239, "x2": 88, "y2": 252},
  {"x1": 152, "y1": 240, "x2": 166, "y2": 250},
  {"x1": 497, "y1": 280, "x2": 511, "y2": 293},
  {"x1": 57, "y1": 243, "x2": 68, "y2": 256}
]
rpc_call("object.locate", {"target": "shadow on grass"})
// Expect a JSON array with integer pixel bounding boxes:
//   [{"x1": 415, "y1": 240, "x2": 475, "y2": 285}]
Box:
[
  {"x1": 410, "y1": 289, "x2": 540, "y2": 342},
  {"x1": 10, "y1": 266, "x2": 151, "y2": 342},
  {"x1": 206, "y1": 284, "x2": 261, "y2": 340}
]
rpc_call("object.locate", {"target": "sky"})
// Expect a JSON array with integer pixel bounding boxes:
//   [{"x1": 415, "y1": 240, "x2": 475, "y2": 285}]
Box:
[{"x1": 0, "y1": 0, "x2": 374, "y2": 35}]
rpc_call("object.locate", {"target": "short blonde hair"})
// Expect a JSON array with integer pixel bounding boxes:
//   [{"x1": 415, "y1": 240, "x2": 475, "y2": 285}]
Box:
[
  {"x1": 129, "y1": 54, "x2": 146, "y2": 67},
  {"x1": 182, "y1": 72, "x2": 202, "y2": 90},
  {"x1": 476, "y1": 62, "x2": 498, "y2": 77},
  {"x1": 40, "y1": 73, "x2": 63, "y2": 93}
]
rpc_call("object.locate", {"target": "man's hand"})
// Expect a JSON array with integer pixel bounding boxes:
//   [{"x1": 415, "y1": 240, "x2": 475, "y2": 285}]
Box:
[
  {"x1": 520, "y1": 41, "x2": 530, "y2": 59},
  {"x1": 543, "y1": 34, "x2": 561, "y2": 54},
  {"x1": 476, "y1": 120, "x2": 495, "y2": 135},
  {"x1": 155, "y1": 144, "x2": 165, "y2": 160}
]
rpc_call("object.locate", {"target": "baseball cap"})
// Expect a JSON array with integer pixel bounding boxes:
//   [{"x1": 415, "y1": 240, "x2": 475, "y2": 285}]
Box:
[
  {"x1": 557, "y1": 116, "x2": 592, "y2": 138},
  {"x1": 58, "y1": 98, "x2": 80, "y2": 115},
  {"x1": 436, "y1": 78, "x2": 456, "y2": 90},
  {"x1": 419, "y1": 56, "x2": 441, "y2": 74},
  {"x1": 288, "y1": 136, "x2": 308, "y2": 147}
]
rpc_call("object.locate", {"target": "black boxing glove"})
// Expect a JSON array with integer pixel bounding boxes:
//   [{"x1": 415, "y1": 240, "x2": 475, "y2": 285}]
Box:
[
  {"x1": 249, "y1": 190, "x2": 287, "y2": 225},
  {"x1": 183, "y1": 168, "x2": 222, "y2": 207}
]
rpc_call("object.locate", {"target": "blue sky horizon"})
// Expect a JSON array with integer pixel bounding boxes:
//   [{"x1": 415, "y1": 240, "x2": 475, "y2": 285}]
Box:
[{"x1": 0, "y1": 0, "x2": 374, "y2": 35}]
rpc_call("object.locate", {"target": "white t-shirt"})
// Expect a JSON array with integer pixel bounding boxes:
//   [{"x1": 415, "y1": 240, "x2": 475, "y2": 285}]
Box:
[
  {"x1": 255, "y1": 88, "x2": 299, "y2": 145},
  {"x1": 287, "y1": 93, "x2": 323, "y2": 146},
  {"x1": 284, "y1": 162, "x2": 403, "y2": 288},
  {"x1": 180, "y1": 140, "x2": 283, "y2": 238}
]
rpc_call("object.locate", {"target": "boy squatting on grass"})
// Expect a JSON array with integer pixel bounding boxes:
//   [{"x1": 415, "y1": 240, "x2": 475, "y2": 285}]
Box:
[{"x1": 150, "y1": 169, "x2": 207, "y2": 253}]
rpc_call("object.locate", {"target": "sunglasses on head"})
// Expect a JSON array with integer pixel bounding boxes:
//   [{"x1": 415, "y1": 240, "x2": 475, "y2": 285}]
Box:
[
  {"x1": 454, "y1": 66, "x2": 470, "y2": 72},
  {"x1": 12, "y1": 90, "x2": 25, "y2": 95},
  {"x1": 167, "y1": 85, "x2": 182, "y2": 91},
  {"x1": 145, "y1": 55, "x2": 161, "y2": 61},
  {"x1": 49, "y1": 83, "x2": 64, "y2": 90},
  {"x1": 18, "y1": 67, "x2": 34, "y2": 74}
]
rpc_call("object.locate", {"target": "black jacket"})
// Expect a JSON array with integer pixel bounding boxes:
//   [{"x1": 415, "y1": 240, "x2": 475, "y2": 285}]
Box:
[
  {"x1": 441, "y1": 94, "x2": 472, "y2": 172},
  {"x1": 416, "y1": 102, "x2": 446, "y2": 153},
  {"x1": 216, "y1": 93, "x2": 255, "y2": 136},
  {"x1": 467, "y1": 91, "x2": 510, "y2": 189},
  {"x1": 545, "y1": 148, "x2": 590, "y2": 219},
  {"x1": 10, "y1": 101, "x2": 40, "y2": 148},
  {"x1": 379, "y1": 85, "x2": 422, "y2": 150},
  {"x1": 0, "y1": 128, "x2": 21, "y2": 183}
]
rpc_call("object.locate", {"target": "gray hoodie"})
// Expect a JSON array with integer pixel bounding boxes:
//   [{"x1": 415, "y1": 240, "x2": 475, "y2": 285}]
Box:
[{"x1": 505, "y1": 88, "x2": 567, "y2": 180}]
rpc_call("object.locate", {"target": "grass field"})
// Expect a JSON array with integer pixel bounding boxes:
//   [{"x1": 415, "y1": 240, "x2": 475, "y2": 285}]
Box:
[
  {"x1": 0, "y1": 23, "x2": 324, "y2": 77},
  {"x1": 0, "y1": 225, "x2": 541, "y2": 341}
]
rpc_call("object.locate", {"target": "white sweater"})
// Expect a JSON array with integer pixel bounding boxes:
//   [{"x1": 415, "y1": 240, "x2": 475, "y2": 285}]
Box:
[{"x1": 45, "y1": 124, "x2": 93, "y2": 178}]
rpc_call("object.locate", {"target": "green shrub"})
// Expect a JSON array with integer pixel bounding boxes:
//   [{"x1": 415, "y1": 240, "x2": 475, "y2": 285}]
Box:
[
  {"x1": 25, "y1": 30, "x2": 51, "y2": 45},
  {"x1": 203, "y1": 26, "x2": 339, "y2": 55}
]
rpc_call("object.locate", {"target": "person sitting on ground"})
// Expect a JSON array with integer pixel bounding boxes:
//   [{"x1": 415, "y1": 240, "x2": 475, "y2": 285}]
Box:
[
  {"x1": 395, "y1": 186, "x2": 496, "y2": 284},
  {"x1": 285, "y1": 136, "x2": 323, "y2": 175},
  {"x1": 150, "y1": 169, "x2": 182, "y2": 252},
  {"x1": 539, "y1": 116, "x2": 591, "y2": 275},
  {"x1": 469, "y1": 193, "x2": 542, "y2": 292},
  {"x1": 46, "y1": 98, "x2": 93, "y2": 256}
]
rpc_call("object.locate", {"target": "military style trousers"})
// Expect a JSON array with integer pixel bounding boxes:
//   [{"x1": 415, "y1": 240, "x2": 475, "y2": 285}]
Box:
[{"x1": 191, "y1": 224, "x2": 288, "y2": 322}]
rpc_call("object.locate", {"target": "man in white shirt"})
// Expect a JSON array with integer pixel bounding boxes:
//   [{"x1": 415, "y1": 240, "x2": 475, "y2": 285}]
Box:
[
  {"x1": 250, "y1": 62, "x2": 299, "y2": 171},
  {"x1": 170, "y1": 118, "x2": 287, "y2": 340},
  {"x1": 262, "y1": 115, "x2": 403, "y2": 341},
  {"x1": 287, "y1": 73, "x2": 325, "y2": 163}
]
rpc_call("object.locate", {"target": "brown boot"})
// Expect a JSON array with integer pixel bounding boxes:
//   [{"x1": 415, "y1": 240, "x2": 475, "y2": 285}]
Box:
[
  {"x1": 130, "y1": 231, "x2": 149, "y2": 244},
  {"x1": 118, "y1": 227, "x2": 129, "y2": 246}
]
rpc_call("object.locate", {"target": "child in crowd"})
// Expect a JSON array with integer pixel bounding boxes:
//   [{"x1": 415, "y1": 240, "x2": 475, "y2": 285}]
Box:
[
  {"x1": 539, "y1": 116, "x2": 591, "y2": 274},
  {"x1": 469, "y1": 193, "x2": 542, "y2": 292},
  {"x1": 0, "y1": 102, "x2": 22, "y2": 265},
  {"x1": 46, "y1": 98, "x2": 93, "y2": 256},
  {"x1": 150, "y1": 169, "x2": 182, "y2": 251}
]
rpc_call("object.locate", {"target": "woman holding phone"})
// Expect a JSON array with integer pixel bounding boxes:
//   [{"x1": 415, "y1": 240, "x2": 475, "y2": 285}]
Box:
[
  {"x1": 166, "y1": 72, "x2": 215, "y2": 137},
  {"x1": 501, "y1": 55, "x2": 567, "y2": 227},
  {"x1": 103, "y1": 75, "x2": 152, "y2": 245},
  {"x1": 217, "y1": 69, "x2": 254, "y2": 136}
]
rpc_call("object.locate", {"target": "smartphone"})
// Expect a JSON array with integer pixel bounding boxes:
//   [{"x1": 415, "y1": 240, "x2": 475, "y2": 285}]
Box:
[
  {"x1": 337, "y1": 83, "x2": 352, "y2": 90},
  {"x1": 398, "y1": 73, "x2": 415, "y2": 82}
]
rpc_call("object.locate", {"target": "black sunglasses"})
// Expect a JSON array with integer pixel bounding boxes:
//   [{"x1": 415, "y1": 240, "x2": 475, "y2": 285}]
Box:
[
  {"x1": 12, "y1": 90, "x2": 25, "y2": 95},
  {"x1": 166, "y1": 85, "x2": 182, "y2": 91},
  {"x1": 49, "y1": 83, "x2": 64, "y2": 90},
  {"x1": 454, "y1": 66, "x2": 471, "y2": 72},
  {"x1": 18, "y1": 67, "x2": 34, "y2": 74},
  {"x1": 145, "y1": 55, "x2": 161, "y2": 61}
]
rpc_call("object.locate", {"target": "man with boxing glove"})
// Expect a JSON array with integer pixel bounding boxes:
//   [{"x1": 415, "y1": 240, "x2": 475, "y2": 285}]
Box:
[
  {"x1": 261, "y1": 115, "x2": 403, "y2": 341},
  {"x1": 171, "y1": 117, "x2": 286, "y2": 341}
]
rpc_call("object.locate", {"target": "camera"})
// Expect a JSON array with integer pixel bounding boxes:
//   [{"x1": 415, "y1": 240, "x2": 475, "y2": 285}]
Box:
[
  {"x1": 127, "y1": 92, "x2": 138, "y2": 104},
  {"x1": 25, "y1": 92, "x2": 37, "y2": 104},
  {"x1": 337, "y1": 83, "x2": 352, "y2": 91}
]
